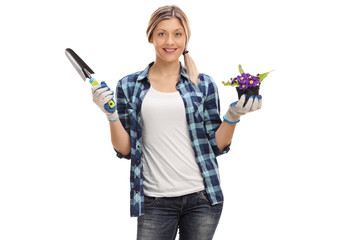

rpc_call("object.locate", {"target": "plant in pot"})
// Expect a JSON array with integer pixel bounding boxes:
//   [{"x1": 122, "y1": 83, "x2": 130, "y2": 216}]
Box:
[{"x1": 222, "y1": 64, "x2": 273, "y2": 105}]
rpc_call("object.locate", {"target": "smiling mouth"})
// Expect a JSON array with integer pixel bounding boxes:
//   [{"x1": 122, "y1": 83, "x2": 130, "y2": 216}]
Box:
[{"x1": 163, "y1": 48, "x2": 177, "y2": 53}]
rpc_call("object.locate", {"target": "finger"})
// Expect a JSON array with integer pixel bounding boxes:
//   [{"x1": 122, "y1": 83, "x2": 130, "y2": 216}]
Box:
[
  {"x1": 236, "y1": 94, "x2": 246, "y2": 107},
  {"x1": 243, "y1": 96, "x2": 254, "y2": 111},
  {"x1": 93, "y1": 86, "x2": 109, "y2": 98},
  {"x1": 93, "y1": 82, "x2": 110, "y2": 94},
  {"x1": 230, "y1": 101, "x2": 238, "y2": 107},
  {"x1": 100, "y1": 90, "x2": 114, "y2": 100},
  {"x1": 257, "y1": 95, "x2": 262, "y2": 109},
  {"x1": 100, "y1": 81, "x2": 108, "y2": 88},
  {"x1": 91, "y1": 84, "x2": 102, "y2": 93},
  {"x1": 250, "y1": 97, "x2": 259, "y2": 111},
  {"x1": 102, "y1": 94, "x2": 115, "y2": 104}
]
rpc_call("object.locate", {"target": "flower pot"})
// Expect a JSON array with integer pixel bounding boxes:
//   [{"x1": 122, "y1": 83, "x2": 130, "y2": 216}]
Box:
[{"x1": 235, "y1": 85, "x2": 260, "y2": 105}]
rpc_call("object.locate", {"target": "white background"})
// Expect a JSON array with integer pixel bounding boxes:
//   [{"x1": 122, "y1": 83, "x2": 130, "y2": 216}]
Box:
[{"x1": 1, "y1": 0, "x2": 359, "y2": 239}]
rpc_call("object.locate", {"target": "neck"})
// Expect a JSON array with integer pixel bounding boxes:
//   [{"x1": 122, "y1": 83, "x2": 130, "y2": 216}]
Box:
[{"x1": 151, "y1": 59, "x2": 180, "y2": 77}]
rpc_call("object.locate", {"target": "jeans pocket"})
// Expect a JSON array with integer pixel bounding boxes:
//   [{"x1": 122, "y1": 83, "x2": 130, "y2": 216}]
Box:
[
  {"x1": 197, "y1": 190, "x2": 211, "y2": 204},
  {"x1": 144, "y1": 195, "x2": 159, "y2": 207}
]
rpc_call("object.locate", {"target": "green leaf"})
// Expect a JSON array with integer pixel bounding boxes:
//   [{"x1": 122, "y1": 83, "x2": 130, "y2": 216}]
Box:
[
  {"x1": 258, "y1": 70, "x2": 274, "y2": 83},
  {"x1": 222, "y1": 80, "x2": 239, "y2": 87},
  {"x1": 238, "y1": 64, "x2": 244, "y2": 74}
]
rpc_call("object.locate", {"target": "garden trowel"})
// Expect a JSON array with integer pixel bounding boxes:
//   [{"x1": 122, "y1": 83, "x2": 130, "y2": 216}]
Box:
[{"x1": 65, "y1": 48, "x2": 115, "y2": 109}]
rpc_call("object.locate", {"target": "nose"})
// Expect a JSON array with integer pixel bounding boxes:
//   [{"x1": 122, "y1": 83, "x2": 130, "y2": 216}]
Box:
[{"x1": 165, "y1": 34, "x2": 175, "y2": 45}]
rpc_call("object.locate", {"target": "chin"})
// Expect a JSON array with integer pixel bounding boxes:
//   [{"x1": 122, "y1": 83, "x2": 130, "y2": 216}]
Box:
[{"x1": 157, "y1": 54, "x2": 181, "y2": 63}]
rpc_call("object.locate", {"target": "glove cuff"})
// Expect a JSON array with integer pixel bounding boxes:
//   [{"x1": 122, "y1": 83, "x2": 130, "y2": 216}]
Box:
[
  {"x1": 107, "y1": 111, "x2": 119, "y2": 122},
  {"x1": 223, "y1": 115, "x2": 240, "y2": 124}
]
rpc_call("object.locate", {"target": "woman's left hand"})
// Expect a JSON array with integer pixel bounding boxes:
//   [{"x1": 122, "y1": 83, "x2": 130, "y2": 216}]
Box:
[{"x1": 223, "y1": 94, "x2": 262, "y2": 124}]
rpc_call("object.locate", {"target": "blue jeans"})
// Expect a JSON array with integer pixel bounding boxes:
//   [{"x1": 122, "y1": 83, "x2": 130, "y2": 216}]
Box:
[{"x1": 137, "y1": 190, "x2": 223, "y2": 240}]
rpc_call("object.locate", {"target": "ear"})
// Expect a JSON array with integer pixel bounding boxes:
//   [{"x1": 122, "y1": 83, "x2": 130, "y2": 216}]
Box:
[{"x1": 149, "y1": 36, "x2": 153, "y2": 44}]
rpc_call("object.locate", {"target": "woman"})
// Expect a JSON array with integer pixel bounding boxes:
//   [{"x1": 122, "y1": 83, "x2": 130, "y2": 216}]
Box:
[{"x1": 91, "y1": 5, "x2": 262, "y2": 240}]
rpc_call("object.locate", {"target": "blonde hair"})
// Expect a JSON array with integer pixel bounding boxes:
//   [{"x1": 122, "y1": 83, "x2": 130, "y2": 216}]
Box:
[{"x1": 146, "y1": 5, "x2": 199, "y2": 87}]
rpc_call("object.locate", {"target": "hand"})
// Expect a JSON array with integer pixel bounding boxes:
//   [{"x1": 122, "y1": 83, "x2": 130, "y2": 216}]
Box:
[
  {"x1": 91, "y1": 81, "x2": 118, "y2": 122},
  {"x1": 223, "y1": 94, "x2": 262, "y2": 123}
]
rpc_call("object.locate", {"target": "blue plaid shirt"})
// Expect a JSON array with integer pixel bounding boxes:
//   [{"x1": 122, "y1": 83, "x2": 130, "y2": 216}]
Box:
[{"x1": 114, "y1": 62, "x2": 231, "y2": 217}]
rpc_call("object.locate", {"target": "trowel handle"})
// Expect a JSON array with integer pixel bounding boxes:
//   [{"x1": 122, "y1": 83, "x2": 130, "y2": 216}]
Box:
[{"x1": 89, "y1": 78, "x2": 116, "y2": 109}]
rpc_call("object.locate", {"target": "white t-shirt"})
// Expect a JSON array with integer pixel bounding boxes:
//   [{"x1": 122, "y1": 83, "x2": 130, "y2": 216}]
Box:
[{"x1": 140, "y1": 86, "x2": 205, "y2": 197}]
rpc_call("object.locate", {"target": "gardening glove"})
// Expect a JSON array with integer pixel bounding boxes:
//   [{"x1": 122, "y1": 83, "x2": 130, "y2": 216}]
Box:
[
  {"x1": 91, "y1": 81, "x2": 119, "y2": 122},
  {"x1": 223, "y1": 94, "x2": 262, "y2": 124}
]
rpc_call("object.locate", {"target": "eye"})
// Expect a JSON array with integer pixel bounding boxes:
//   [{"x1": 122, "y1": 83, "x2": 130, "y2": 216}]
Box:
[
  {"x1": 158, "y1": 32, "x2": 166, "y2": 36},
  {"x1": 175, "y1": 32, "x2": 183, "y2": 37}
]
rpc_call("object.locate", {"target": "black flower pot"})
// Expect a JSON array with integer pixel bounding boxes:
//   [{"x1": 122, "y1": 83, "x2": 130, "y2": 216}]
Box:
[{"x1": 235, "y1": 85, "x2": 260, "y2": 105}]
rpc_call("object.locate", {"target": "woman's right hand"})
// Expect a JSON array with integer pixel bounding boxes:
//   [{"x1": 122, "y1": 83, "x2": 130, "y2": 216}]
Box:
[{"x1": 91, "y1": 81, "x2": 119, "y2": 122}]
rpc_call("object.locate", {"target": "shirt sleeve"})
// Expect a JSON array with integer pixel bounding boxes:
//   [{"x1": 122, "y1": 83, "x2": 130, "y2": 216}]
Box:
[
  {"x1": 203, "y1": 75, "x2": 231, "y2": 157},
  {"x1": 114, "y1": 77, "x2": 131, "y2": 160}
]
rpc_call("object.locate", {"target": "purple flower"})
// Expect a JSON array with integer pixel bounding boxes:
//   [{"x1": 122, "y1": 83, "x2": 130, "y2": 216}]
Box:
[
  {"x1": 228, "y1": 72, "x2": 260, "y2": 89},
  {"x1": 242, "y1": 73, "x2": 251, "y2": 79},
  {"x1": 238, "y1": 81, "x2": 248, "y2": 90},
  {"x1": 248, "y1": 76, "x2": 259, "y2": 87},
  {"x1": 231, "y1": 77, "x2": 237, "y2": 85},
  {"x1": 238, "y1": 74, "x2": 248, "y2": 84}
]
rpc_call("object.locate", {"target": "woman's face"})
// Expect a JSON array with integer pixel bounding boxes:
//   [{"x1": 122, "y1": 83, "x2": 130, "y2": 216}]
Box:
[{"x1": 150, "y1": 18, "x2": 186, "y2": 64}]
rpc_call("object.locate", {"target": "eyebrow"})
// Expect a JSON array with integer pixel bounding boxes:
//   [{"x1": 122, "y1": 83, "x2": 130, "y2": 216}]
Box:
[{"x1": 156, "y1": 28, "x2": 184, "y2": 32}]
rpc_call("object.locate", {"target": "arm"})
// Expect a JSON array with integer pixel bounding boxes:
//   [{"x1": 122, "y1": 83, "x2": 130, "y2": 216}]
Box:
[
  {"x1": 112, "y1": 78, "x2": 132, "y2": 159},
  {"x1": 220, "y1": 92, "x2": 263, "y2": 150},
  {"x1": 91, "y1": 80, "x2": 131, "y2": 159},
  {"x1": 203, "y1": 75, "x2": 232, "y2": 156},
  {"x1": 215, "y1": 121, "x2": 237, "y2": 152},
  {"x1": 204, "y1": 75, "x2": 262, "y2": 154},
  {"x1": 110, "y1": 119, "x2": 131, "y2": 157}
]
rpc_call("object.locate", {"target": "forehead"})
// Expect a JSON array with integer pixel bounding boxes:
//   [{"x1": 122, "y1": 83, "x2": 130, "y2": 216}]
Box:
[{"x1": 155, "y1": 18, "x2": 184, "y2": 31}]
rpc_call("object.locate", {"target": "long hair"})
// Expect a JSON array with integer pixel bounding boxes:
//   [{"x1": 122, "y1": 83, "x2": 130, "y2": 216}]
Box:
[{"x1": 146, "y1": 5, "x2": 199, "y2": 87}]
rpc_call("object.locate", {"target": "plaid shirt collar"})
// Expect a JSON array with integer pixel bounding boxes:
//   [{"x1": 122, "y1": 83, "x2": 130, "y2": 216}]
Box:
[{"x1": 136, "y1": 61, "x2": 190, "y2": 82}]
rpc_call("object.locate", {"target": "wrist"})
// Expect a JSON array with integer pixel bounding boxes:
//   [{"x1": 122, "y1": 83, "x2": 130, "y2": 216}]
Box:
[
  {"x1": 223, "y1": 115, "x2": 240, "y2": 124},
  {"x1": 107, "y1": 111, "x2": 119, "y2": 122}
]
